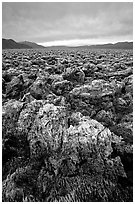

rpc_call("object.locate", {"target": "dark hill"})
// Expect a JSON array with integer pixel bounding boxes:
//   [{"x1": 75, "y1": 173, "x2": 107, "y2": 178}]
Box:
[
  {"x1": 2, "y1": 38, "x2": 32, "y2": 49},
  {"x1": 74, "y1": 41, "x2": 133, "y2": 49},
  {"x1": 19, "y1": 41, "x2": 45, "y2": 49}
]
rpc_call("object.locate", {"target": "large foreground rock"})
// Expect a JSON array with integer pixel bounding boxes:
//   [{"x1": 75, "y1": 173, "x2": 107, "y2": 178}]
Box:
[
  {"x1": 3, "y1": 105, "x2": 132, "y2": 202},
  {"x1": 18, "y1": 103, "x2": 67, "y2": 158}
]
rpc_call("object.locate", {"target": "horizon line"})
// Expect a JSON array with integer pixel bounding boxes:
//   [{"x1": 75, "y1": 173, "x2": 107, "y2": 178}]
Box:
[
  {"x1": 37, "y1": 38, "x2": 133, "y2": 47},
  {"x1": 2, "y1": 37, "x2": 133, "y2": 47}
]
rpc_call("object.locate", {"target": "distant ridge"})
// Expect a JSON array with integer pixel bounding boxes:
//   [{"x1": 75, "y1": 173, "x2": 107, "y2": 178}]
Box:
[
  {"x1": 2, "y1": 38, "x2": 32, "y2": 49},
  {"x1": 77, "y1": 41, "x2": 133, "y2": 49},
  {"x1": 41, "y1": 41, "x2": 133, "y2": 50},
  {"x1": 2, "y1": 38, "x2": 133, "y2": 50},
  {"x1": 19, "y1": 41, "x2": 45, "y2": 49}
]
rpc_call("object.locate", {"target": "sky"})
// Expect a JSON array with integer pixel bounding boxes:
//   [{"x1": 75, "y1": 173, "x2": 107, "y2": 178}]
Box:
[{"x1": 2, "y1": 2, "x2": 133, "y2": 46}]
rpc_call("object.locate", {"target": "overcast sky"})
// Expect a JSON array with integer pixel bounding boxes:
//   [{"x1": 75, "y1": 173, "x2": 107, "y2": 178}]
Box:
[{"x1": 2, "y1": 2, "x2": 133, "y2": 46}]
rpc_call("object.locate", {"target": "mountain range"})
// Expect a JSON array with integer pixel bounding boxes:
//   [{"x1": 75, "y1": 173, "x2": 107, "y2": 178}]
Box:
[
  {"x1": 2, "y1": 39, "x2": 31, "y2": 49},
  {"x1": 19, "y1": 41, "x2": 45, "y2": 49},
  {"x1": 78, "y1": 42, "x2": 133, "y2": 50},
  {"x1": 2, "y1": 39, "x2": 45, "y2": 49},
  {"x1": 2, "y1": 38, "x2": 133, "y2": 50}
]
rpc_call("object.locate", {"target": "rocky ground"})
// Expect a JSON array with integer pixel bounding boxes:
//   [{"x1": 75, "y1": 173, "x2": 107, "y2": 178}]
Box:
[{"x1": 2, "y1": 48, "x2": 133, "y2": 202}]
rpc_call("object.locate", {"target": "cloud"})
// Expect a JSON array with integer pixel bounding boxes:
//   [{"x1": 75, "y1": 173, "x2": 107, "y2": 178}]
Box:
[
  {"x1": 37, "y1": 12, "x2": 133, "y2": 42},
  {"x1": 2, "y1": 2, "x2": 133, "y2": 44}
]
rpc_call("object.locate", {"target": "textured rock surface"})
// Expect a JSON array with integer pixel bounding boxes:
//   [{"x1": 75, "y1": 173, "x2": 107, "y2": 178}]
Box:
[
  {"x1": 30, "y1": 78, "x2": 50, "y2": 100},
  {"x1": 28, "y1": 103, "x2": 67, "y2": 157},
  {"x1": 3, "y1": 99, "x2": 24, "y2": 137},
  {"x1": 70, "y1": 79, "x2": 124, "y2": 100},
  {"x1": 6, "y1": 75, "x2": 24, "y2": 99},
  {"x1": 2, "y1": 49, "x2": 133, "y2": 202},
  {"x1": 63, "y1": 67, "x2": 85, "y2": 84},
  {"x1": 52, "y1": 80, "x2": 73, "y2": 95}
]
